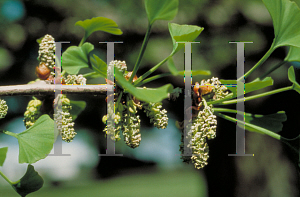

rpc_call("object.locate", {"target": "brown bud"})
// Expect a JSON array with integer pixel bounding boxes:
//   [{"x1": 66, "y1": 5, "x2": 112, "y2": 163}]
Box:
[
  {"x1": 125, "y1": 72, "x2": 138, "y2": 82},
  {"x1": 36, "y1": 63, "x2": 51, "y2": 80}
]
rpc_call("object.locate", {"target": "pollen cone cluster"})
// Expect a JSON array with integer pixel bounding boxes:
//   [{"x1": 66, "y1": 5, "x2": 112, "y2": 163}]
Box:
[
  {"x1": 123, "y1": 100, "x2": 141, "y2": 148},
  {"x1": 38, "y1": 34, "x2": 55, "y2": 75},
  {"x1": 180, "y1": 99, "x2": 217, "y2": 169},
  {"x1": 64, "y1": 74, "x2": 87, "y2": 85},
  {"x1": 102, "y1": 60, "x2": 170, "y2": 149},
  {"x1": 143, "y1": 102, "x2": 168, "y2": 129},
  {"x1": 0, "y1": 99, "x2": 8, "y2": 119},
  {"x1": 23, "y1": 98, "x2": 42, "y2": 129},
  {"x1": 54, "y1": 94, "x2": 76, "y2": 142}
]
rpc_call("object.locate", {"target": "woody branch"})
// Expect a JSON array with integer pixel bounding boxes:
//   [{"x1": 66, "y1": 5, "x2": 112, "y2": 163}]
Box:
[{"x1": 0, "y1": 82, "x2": 110, "y2": 96}]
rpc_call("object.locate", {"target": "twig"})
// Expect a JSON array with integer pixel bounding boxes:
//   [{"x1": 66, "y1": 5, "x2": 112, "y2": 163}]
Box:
[{"x1": 0, "y1": 82, "x2": 112, "y2": 96}]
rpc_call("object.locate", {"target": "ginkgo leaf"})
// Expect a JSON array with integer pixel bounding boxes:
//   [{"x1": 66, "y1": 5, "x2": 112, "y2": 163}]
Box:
[
  {"x1": 12, "y1": 165, "x2": 44, "y2": 197},
  {"x1": 90, "y1": 54, "x2": 107, "y2": 78},
  {"x1": 285, "y1": 46, "x2": 300, "y2": 62},
  {"x1": 75, "y1": 17, "x2": 122, "y2": 40},
  {"x1": 62, "y1": 42, "x2": 94, "y2": 74},
  {"x1": 115, "y1": 70, "x2": 173, "y2": 103},
  {"x1": 0, "y1": 147, "x2": 8, "y2": 166},
  {"x1": 263, "y1": 0, "x2": 300, "y2": 49},
  {"x1": 10, "y1": 115, "x2": 56, "y2": 164},
  {"x1": 145, "y1": 0, "x2": 178, "y2": 25},
  {"x1": 220, "y1": 77, "x2": 273, "y2": 97},
  {"x1": 240, "y1": 111, "x2": 287, "y2": 133},
  {"x1": 288, "y1": 66, "x2": 300, "y2": 94},
  {"x1": 168, "y1": 23, "x2": 204, "y2": 55}
]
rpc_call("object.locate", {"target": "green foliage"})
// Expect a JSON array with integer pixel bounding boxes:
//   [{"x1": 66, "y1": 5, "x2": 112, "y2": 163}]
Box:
[
  {"x1": 263, "y1": 0, "x2": 300, "y2": 49},
  {"x1": 90, "y1": 54, "x2": 107, "y2": 78},
  {"x1": 75, "y1": 17, "x2": 122, "y2": 45},
  {"x1": 18, "y1": 114, "x2": 56, "y2": 164},
  {"x1": 75, "y1": 17, "x2": 123, "y2": 36},
  {"x1": 62, "y1": 42, "x2": 94, "y2": 74},
  {"x1": 220, "y1": 77, "x2": 273, "y2": 98},
  {"x1": 238, "y1": 111, "x2": 287, "y2": 134},
  {"x1": 167, "y1": 57, "x2": 211, "y2": 76},
  {"x1": 285, "y1": 46, "x2": 300, "y2": 62},
  {"x1": 115, "y1": 70, "x2": 173, "y2": 103},
  {"x1": 12, "y1": 165, "x2": 44, "y2": 197},
  {"x1": 4, "y1": 115, "x2": 56, "y2": 164},
  {"x1": 245, "y1": 77, "x2": 274, "y2": 93},
  {"x1": 0, "y1": 147, "x2": 8, "y2": 166},
  {"x1": 288, "y1": 66, "x2": 300, "y2": 94},
  {"x1": 177, "y1": 70, "x2": 211, "y2": 76},
  {"x1": 145, "y1": 0, "x2": 179, "y2": 25},
  {"x1": 168, "y1": 23, "x2": 204, "y2": 55}
]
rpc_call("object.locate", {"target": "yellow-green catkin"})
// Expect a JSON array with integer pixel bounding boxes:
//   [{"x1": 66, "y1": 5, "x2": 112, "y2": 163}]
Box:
[
  {"x1": 143, "y1": 102, "x2": 168, "y2": 129},
  {"x1": 201, "y1": 77, "x2": 228, "y2": 100},
  {"x1": 102, "y1": 102, "x2": 124, "y2": 142},
  {"x1": 23, "y1": 98, "x2": 42, "y2": 129},
  {"x1": 0, "y1": 99, "x2": 8, "y2": 119},
  {"x1": 123, "y1": 100, "x2": 141, "y2": 148},
  {"x1": 38, "y1": 34, "x2": 55, "y2": 75},
  {"x1": 64, "y1": 74, "x2": 87, "y2": 85},
  {"x1": 179, "y1": 99, "x2": 217, "y2": 169},
  {"x1": 54, "y1": 94, "x2": 76, "y2": 142}
]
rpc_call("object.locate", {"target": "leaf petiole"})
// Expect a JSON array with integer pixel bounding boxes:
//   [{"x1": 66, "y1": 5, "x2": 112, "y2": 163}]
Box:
[
  {"x1": 137, "y1": 73, "x2": 172, "y2": 86},
  {"x1": 130, "y1": 23, "x2": 153, "y2": 83},
  {"x1": 134, "y1": 56, "x2": 169, "y2": 87},
  {"x1": 3, "y1": 130, "x2": 18, "y2": 139},
  {"x1": 0, "y1": 170, "x2": 13, "y2": 185},
  {"x1": 215, "y1": 112, "x2": 281, "y2": 140},
  {"x1": 238, "y1": 41, "x2": 275, "y2": 81},
  {"x1": 256, "y1": 61, "x2": 287, "y2": 81},
  {"x1": 78, "y1": 34, "x2": 87, "y2": 47},
  {"x1": 211, "y1": 86, "x2": 293, "y2": 105}
]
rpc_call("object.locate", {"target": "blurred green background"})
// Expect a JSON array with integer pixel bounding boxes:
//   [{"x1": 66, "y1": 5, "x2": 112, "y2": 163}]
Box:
[{"x1": 0, "y1": 0, "x2": 300, "y2": 196}]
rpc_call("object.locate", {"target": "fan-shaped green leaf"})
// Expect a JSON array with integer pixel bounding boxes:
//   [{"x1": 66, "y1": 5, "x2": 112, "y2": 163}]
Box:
[
  {"x1": 75, "y1": 17, "x2": 122, "y2": 40},
  {"x1": 0, "y1": 147, "x2": 8, "y2": 166},
  {"x1": 263, "y1": 0, "x2": 300, "y2": 48},
  {"x1": 62, "y1": 42, "x2": 94, "y2": 74},
  {"x1": 17, "y1": 115, "x2": 56, "y2": 164},
  {"x1": 244, "y1": 77, "x2": 274, "y2": 93},
  {"x1": 12, "y1": 164, "x2": 44, "y2": 197},
  {"x1": 145, "y1": 0, "x2": 178, "y2": 25},
  {"x1": 168, "y1": 23, "x2": 204, "y2": 55},
  {"x1": 288, "y1": 65, "x2": 296, "y2": 83},
  {"x1": 216, "y1": 112, "x2": 283, "y2": 138},
  {"x1": 241, "y1": 111, "x2": 287, "y2": 133},
  {"x1": 90, "y1": 54, "x2": 107, "y2": 78},
  {"x1": 220, "y1": 77, "x2": 273, "y2": 97},
  {"x1": 285, "y1": 46, "x2": 300, "y2": 62},
  {"x1": 115, "y1": 70, "x2": 173, "y2": 103},
  {"x1": 288, "y1": 66, "x2": 300, "y2": 94}
]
